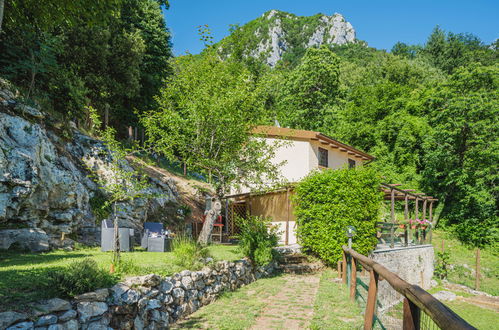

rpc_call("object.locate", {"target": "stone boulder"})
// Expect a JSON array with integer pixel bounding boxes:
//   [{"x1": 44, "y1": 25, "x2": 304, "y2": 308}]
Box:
[{"x1": 0, "y1": 228, "x2": 49, "y2": 252}]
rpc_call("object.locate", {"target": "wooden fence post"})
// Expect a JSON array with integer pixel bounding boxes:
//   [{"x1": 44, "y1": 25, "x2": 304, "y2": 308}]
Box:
[
  {"x1": 364, "y1": 270, "x2": 379, "y2": 330},
  {"x1": 350, "y1": 258, "x2": 357, "y2": 301},
  {"x1": 475, "y1": 248, "x2": 481, "y2": 290},
  {"x1": 403, "y1": 298, "x2": 421, "y2": 330},
  {"x1": 337, "y1": 260, "x2": 342, "y2": 279},
  {"x1": 342, "y1": 251, "x2": 347, "y2": 284}
]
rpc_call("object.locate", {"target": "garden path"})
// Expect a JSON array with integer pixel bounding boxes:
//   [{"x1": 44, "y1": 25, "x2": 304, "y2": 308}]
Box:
[{"x1": 249, "y1": 274, "x2": 321, "y2": 329}]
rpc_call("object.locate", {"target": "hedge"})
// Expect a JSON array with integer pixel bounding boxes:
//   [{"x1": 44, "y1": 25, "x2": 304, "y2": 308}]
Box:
[{"x1": 293, "y1": 167, "x2": 382, "y2": 264}]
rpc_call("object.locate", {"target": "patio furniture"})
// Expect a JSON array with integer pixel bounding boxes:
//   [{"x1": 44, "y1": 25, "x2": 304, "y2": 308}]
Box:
[
  {"x1": 101, "y1": 220, "x2": 134, "y2": 252},
  {"x1": 141, "y1": 222, "x2": 171, "y2": 252}
]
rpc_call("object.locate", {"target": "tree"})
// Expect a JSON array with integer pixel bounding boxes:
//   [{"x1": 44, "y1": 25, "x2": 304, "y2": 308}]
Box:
[
  {"x1": 91, "y1": 128, "x2": 153, "y2": 266},
  {"x1": 141, "y1": 52, "x2": 284, "y2": 245},
  {"x1": 276, "y1": 45, "x2": 341, "y2": 132},
  {"x1": 422, "y1": 64, "x2": 498, "y2": 248}
]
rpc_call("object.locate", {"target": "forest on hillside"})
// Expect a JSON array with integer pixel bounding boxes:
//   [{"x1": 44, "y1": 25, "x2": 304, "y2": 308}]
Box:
[{"x1": 0, "y1": 1, "x2": 497, "y2": 249}]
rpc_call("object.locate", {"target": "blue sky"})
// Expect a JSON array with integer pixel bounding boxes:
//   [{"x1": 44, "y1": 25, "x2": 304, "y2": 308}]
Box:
[{"x1": 164, "y1": 0, "x2": 499, "y2": 56}]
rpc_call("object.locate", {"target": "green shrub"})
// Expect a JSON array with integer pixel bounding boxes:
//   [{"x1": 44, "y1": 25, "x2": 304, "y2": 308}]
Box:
[
  {"x1": 293, "y1": 167, "x2": 382, "y2": 264},
  {"x1": 237, "y1": 216, "x2": 279, "y2": 266},
  {"x1": 46, "y1": 259, "x2": 117, "y2": 297},
  {"x1": 434, "y1": 251, "x2": 450, "y2": 279},
  {"x1": 172, "y1": 235, "x2": 210, "y2": 269}
]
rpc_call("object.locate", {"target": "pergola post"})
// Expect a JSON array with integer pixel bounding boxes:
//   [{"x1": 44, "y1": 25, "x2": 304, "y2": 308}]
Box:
[
  {"x1": 415, "y1": 197, "x2": 420, "y2": 244},
  {"x1": 429, "y1": 201, "x2": 434, "y2": 244},
  {"x1": 404, "y1": 194, "x2": 409, "y2": 246},
  {"x1": 285, "y1": 187, "x2": 290, "y2": 245},
  {"x1": 390, "y1": 188, "x2": 395, "y2": 248}
]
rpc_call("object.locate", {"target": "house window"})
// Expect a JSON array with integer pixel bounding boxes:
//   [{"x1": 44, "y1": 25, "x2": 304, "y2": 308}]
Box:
[
  {"x1": 348, "y1": 158, "x2": 356, "y2": 168},
  {"x1": 318, "y1": 148, "x2": 328, "y2": 167}
]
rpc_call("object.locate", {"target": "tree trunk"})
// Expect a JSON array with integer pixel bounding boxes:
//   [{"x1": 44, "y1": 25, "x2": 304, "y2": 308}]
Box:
[
  {"x1": 197, "y1": 197, "x2": 222, "y2": 245},
  {"x1": 0, "y1": 0, "x2": 4, "y2": 32},
  {"x1": 113, "y1": 202, "x2": 120, "y2": 266}
]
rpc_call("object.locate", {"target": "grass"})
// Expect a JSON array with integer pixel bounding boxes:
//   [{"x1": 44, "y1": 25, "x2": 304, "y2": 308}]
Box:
[
  {"x1": 431, "y1": 230, "x2": 499, "y2": 296},
  {"x1": 0, "y1": 244, "x2": 242, "y2": 312},
  {"x1": 175, "y1": 268, "x2": 363, "y2": 329},
  {"x1": 385, "y1": 288, "x2": 499, "y2": 330},
  {"x1": 173, "y1": 275, "x2": 287, "y2": 329},
  {"x1": 310, "y1": 269, "x2": 363, "y2": 329}
]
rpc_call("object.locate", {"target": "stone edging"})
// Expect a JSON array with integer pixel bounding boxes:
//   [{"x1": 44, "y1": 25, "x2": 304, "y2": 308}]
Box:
[{"x1": 0, "y1": 259, "x2": 277, "y2": 330}]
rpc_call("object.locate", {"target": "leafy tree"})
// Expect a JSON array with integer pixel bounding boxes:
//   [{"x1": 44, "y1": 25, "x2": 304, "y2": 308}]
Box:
[
  {"x1": 91, "y1": 128, "x2": 153, "y2": 265},
  {"x1": 0, "y1": 0, "x2": 172, "y2": 131},
  {"x1": 422, "y1": 64, "x2": 499, "y2": 248},
  {"x1": 276, "y1": 45, "x2": 341, "y2": 132},
  {"x1": 391, "y1": 42, "x2": 422, "y2": 59},
  {"x1": 422, "y1": 26, "x2": 496, "y2": 74},
  {"x1": 141, "y1": 52, "x2": 284, "y2": 245}
]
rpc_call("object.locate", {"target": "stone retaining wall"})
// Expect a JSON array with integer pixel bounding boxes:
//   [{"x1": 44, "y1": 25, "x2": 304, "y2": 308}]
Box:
[
  {"x1": 371, "y1": 245, "x2": 434, "y2": 313},
  {"x1": 0, "y1": 259, "x2": 276, "y2": 330}
]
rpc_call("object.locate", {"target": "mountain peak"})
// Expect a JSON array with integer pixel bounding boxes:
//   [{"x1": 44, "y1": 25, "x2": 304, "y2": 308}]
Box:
[{"x1": 218, "y1": 10, "x2": 356, "y2": 66}]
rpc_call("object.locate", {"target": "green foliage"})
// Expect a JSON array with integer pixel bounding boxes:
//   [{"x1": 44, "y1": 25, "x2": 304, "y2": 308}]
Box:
[
  {"x1": 171, "y1": 235, "x2": 210, "y2": 269},
  {"x1": 421, "y1": 64, "x2": 499, "y2": 248},
  {"x1": 46, "y1": 259, "x2": 117, "y2": 297},
  {"x1": 0, "y1": 0, "x2": 172, "y2": 129},
  {"x1": 276, "y1": 46, "x2": 341, "y2": 132},
  {"x1": 141, "y1": 51, "x2": 284, "y2": 196},
  {"x1": 293, "y1": 167, "x2": 382, "y2": 264},
  {"x1": 236, "y1": 216, "x2": 279, "y2": 266},
  {"x1": 434, "y1": 251, "x2": 450, "y2": 279},
  {"x1": 89, "y1": 191, "x2": 111, "y2": 223}
]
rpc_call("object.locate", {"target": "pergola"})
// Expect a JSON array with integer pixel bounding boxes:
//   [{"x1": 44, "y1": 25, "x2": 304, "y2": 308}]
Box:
[{"x1": 380, "y1": 183, "x2": 438, "y2": 248}]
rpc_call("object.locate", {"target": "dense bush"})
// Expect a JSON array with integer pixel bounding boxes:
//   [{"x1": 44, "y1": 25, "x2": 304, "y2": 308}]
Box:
[
  {"x1": 46, "y1": 259, "x2": 117, "y2": 297},
  {"x1": 293, "y1": 167, "x2": 382, "y2": 264},
  {"x1": 237, "y1": 216, "x2": 279, "y2": 266},
  {"x1": 172, "y1": 235, "x2": 210, "y2": 269}
]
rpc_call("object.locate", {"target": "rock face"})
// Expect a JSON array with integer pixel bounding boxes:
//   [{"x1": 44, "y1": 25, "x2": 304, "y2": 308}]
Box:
[
  {"x1": 0, "y1": 259, "x2": 277, "y2": 329},
  {"x1": 218, "y1": 9, "x2": 356, "y2": 67},
  {"x1": 0, "y1": 79, "x2": 179, "y2": 251}
]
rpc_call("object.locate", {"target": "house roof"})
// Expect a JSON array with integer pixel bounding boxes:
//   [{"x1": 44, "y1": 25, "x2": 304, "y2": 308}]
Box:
[{"x1": 252, "y1": 126, "x2": 375, "y2": 161}]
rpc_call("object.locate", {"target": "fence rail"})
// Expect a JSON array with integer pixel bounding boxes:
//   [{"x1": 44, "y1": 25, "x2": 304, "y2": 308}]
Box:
[{"x1": 341, "y1": 246, "x2": 475, "y2": 330}]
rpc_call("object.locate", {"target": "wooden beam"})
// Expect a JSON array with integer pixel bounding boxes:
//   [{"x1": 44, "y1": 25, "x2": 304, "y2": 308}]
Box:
[
  {"x1": 342, "y1": 252, "x2": 347, "y2": 284},
  {"x1": 390, "y1": 188, "x2": 395, "y2": 248},
  {"x1": 350, "y1": 259, "x2": 357, "y2": 301},
  {"x1": 343, "y1": 246, "x2": 475, "y2": 330},
  {"x1": 364, "y1": 270, "x2": 379, "y2": 330},
  {"x1": 403, "y1": 298, "x2": 421, "y2": 330},
  {"x1": 329, "y1": 144, "x2": 339, "y2": 148}
]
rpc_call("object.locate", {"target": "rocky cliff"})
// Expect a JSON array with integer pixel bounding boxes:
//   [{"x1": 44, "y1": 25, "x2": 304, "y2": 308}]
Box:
[
  {"x1": 0, "y1": 80, "x2": 198, "y2": 252},
  {"x1": 217, "y1": 9, "x2": 356, "y2": 66}
]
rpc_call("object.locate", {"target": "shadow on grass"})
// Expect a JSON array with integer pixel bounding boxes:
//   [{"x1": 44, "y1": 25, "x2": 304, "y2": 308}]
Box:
[
  {"x1": 0, "y1": 265, "x2": 67, "y2": 312},
  {"x1": 0, "y1": 251, "x2": 93, "y2": 267}
]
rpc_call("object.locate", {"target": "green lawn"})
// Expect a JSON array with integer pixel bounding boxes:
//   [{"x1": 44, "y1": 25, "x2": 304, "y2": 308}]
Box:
[
  {"x1": 386, "y1": 284, "x2": 499, "y2": 330},
  {"x1": 310, "y1": 269, "x2": 363, "y2": 329},
  {"x1": 431, "y1": 230, "x2": 499, "y2": 296},
  {"x1": 174, "y1": 269, "x2": 363, "y2": 329},
  {"x1": 0, "y1": 244, "x2": 242, "y2": 312}
]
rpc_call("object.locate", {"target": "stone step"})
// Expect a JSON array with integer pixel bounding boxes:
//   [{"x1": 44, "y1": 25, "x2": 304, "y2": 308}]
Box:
[
  {"x1": 279, "y1": 254, "x2": 309, "y2": 265},
  {"x1": 279, "y1": 263, "x2": 323, "y2": 275}
]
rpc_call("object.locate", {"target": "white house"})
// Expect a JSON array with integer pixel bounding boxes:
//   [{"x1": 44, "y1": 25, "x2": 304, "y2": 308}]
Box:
[{"x1": 225, "y1": 125, "x2": 374, "y2": 245}]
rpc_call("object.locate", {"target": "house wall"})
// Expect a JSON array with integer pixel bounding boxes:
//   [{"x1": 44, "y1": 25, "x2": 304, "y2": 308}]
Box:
[
  {"x1": 309, "y1": 140, "x2": 363, "y2": 170},
  {"x1": 249, "y1": 191, "x2": 298, "y2": 245}
]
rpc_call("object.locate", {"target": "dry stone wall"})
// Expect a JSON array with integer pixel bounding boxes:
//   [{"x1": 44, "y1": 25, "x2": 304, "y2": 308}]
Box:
[{"x1": 0, "y1": 259, "x2": 276, "y2": 330}]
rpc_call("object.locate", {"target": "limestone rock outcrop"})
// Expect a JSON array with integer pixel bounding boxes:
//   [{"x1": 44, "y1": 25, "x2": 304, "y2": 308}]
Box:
[
  {"x1": 0, "y1": 79, "x2": 180, "y2": 251},
  {"x1": 219, "y1": 10, "x2": 356, "y2": 67}
]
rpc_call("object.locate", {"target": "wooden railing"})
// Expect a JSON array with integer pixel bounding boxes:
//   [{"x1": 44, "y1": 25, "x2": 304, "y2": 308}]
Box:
[{"x1": 341, "y1": 246, "x2": 475, "y2": 330}]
